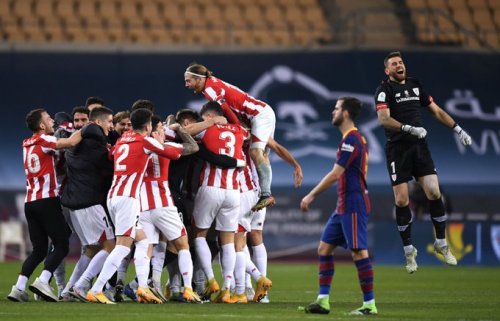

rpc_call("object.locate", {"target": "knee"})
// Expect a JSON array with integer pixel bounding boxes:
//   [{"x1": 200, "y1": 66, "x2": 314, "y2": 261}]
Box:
[
  {"x1": 394, "y1": 198, "x2": 409, "y2": 207},
  {"x1": 317, "y1": 243, "x2": 334, "y2": 256},
  {"x1": 426, "y1": 188, "x2": 441, "y2": 201}
]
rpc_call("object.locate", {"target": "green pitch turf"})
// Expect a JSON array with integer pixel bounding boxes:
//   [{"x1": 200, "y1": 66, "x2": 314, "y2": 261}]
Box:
[{"x1": 0, "y1": 262, "x2": 498, "y2": 321}]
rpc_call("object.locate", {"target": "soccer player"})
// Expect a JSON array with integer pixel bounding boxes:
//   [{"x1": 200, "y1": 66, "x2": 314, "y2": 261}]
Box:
[
  {"x1": 108, "y1": 111, "x2": 131, "y2": 145},
  {"x1": 184, "y1": 63, "x2": 276, "y2": 211},
  {"x1": 139, "y1": 115, "x2": 201, "y2": 303},
  {"x1": 85, "y1": 108, "x2": 195, "y2": 304},
  {"x1": 71, "y1": 106, "x2": 90, "y2": 130},
  {"x1": 61, "y1": 107, "x2": 116, "y2": 302},
  {"x1": 185, "y1": 102, "x2": 251, "y2": 303},
  {"x1": 375, "y1": 51, "x2": 471, "y2": 273},
  {"x1": 7, "y1": 109, "x2": 81, "y2": 302},
  {"x1": 300, "y1": 97, "x2": 377, "y2": 315},
  {"x1": 85, "y1": 96, "x2": 104, "y2": 111}
]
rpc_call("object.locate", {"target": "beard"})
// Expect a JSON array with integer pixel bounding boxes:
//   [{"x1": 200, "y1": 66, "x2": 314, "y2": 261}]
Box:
[{"x1": 333, "y1": 115, "x2": 343, "y2": 127}]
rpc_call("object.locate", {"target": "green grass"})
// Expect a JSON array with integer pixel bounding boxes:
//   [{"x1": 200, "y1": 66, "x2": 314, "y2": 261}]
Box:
[{"x1": 0, "y1": 262, "x2": 498, "y2": 321}]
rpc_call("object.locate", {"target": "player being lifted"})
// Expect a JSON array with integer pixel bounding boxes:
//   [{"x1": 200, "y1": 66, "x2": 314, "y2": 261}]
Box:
[{"x1": 184, "y1": 63, "x2": 276, "y2": 211}]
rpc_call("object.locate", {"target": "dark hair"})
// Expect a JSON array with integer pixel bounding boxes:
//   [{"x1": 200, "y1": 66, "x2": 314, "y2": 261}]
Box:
[
  {"x1": 26, "y1": 108, "x2": 46, "y2": 132},
  {"x1": 131, "y1": 99, "x2": 155, "y2": 112},
  {"x1": 131, "y1": 108, "x2": 153, "y2": 131},
  {"x1": 186, "y1": 62, "x2": 212, "y2": 78},
  {"x1": 175, "y1": 108, "x2": 200, "y2": 123},
  {"x1": 384, "y1": 51, "x2": 402, "y2": 67},
  {"x1": 338, "y1": 96, "x2": 362, "y2": 121},
  {"x1": 54, "y1": 112, "x2": 72, "y2": 129},
  {"x1": 151, "y1": 115, "x2": 162, "y2": 133},
  {"x1": 85, "y1": 96, "x2": 104, "y2": 107},
  {"x1": 71, "y1": 106, "x2": 89, "y2": 117},
  {"x1": 89, "y1": 106, "x2": 113, "y2": 121},
  {"x1": 200, "y1": 101, "x2": 223, "y2": 117},
  {"x1": 113, "y1": 111, "x2": 131, "y2": 124}
]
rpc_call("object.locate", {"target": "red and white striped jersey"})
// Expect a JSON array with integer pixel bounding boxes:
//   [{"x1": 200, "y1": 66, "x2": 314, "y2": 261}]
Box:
[
  {"x1": 23, "y1": 134, "x2": 58, "y2": 203},
  {"x1": 203, "y1": 76, "x2": 269, "y2": 122},
  {"x1": 239, "y1": 147, "x2": 258, "y2": 193},
  {"x1": 108, "y1": 131, "x2": 183, "y2": 200},
  {"x1": 140, "y1": 142, "x2": 183, "y2": 211},
  {"x1": 198, "y1": 123, "x2": 245, "y2": 190}
]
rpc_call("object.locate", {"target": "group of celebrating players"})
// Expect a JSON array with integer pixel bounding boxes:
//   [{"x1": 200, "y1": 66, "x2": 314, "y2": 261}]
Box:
[{"x1": 7, "y1": 52, "x2": 474, "y2": 316}]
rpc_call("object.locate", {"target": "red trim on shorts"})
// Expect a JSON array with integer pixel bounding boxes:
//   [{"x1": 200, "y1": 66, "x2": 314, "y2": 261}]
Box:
[
  {"x1": 98, "y1": 230, "x2": 107, "y2": 243},
  {"x1": 123, "y1": 226, "x2": 133, "y2": 237},
  {"x1": 251, "y1": 134, "x2": 261, "y2": 143},
  {"x1": 352, "y1": 212, "x2": 358, "y2": 249},
  {"x1": 237, "y1": 224, "x2": 247, "y2": 233}
]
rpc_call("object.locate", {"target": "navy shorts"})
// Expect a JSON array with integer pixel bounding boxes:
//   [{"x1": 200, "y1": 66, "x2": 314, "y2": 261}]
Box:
[{"x1": 321, "y1": 208, "x2": 369, "y2": 250}]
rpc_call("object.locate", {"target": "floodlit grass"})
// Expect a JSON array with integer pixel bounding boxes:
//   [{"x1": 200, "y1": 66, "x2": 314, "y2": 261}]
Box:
[{"x1": 0, "y1": 261, "x2": 498, "y2": 321}]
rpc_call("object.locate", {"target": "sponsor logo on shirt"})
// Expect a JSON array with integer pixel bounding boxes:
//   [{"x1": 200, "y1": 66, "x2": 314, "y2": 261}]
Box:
[{"x1": 341, "y1": 142, "x2": 354, "y2": 152}]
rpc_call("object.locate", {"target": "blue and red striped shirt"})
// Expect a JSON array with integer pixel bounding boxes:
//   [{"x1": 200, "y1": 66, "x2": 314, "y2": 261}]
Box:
[{"x1": 335, "y1": 128, "x2": 371, "y2": 214}]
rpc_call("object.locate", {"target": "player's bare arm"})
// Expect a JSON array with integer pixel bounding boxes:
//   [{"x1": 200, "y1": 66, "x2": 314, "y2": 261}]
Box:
[
  {"x1": 267, "y1": 137, "x2": 303, "y2": 188},
  {"x1": 300, "y1": 164, "x2": 345, "y2": 212},
  {"x1": 55, "y1": 130, "x2": 82, "y2": 149},
  {"x1": 170, "y1": 123, "x2": 199, "y2": 155},
  {"x1": 183, "y1": 116, "x2": 228, "y2": 135}
]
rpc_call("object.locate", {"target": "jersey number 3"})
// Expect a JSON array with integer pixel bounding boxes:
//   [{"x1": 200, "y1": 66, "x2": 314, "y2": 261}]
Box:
[{"x1": 219, "y1": 131, "x2": 236, "y2": 157}]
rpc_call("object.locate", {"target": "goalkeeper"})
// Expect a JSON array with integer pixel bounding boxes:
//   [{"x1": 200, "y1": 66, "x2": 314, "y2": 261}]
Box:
[{"x1": 374, "y1": 51, "x2": 472, "y2": 274}]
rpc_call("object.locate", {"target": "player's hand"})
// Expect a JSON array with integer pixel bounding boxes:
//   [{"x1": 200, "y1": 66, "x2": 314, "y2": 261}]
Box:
[
  {"x1": 401, "y1": 124, "x2": 427, "y2": 139},
  {"x1": 165, "y1": 114, "x2": 176, "y2": 126},
  {"x1": 294, "y1": 166, "x2": 303, "y2": 188},
  {"x1": 453, "y1": 124, "x2": 472, "y2": 146},
  {"x1": 300, "y1": 194, "x2": 315, "y2": 212},
  {"x1": 212, "y1": 116, "x2": 227, "y2": 125}
]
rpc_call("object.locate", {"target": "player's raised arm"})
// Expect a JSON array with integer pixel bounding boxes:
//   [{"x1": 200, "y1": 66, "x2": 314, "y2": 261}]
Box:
[
  {"x1": 267, "y1": 137, "x2": 303, "y2": 188},
  {"x1": 169, "y1": 123, "x2": 199, "y2": 155},
  {"x1": 55, "y1": 130, "x2": 82, "y2": 149}
]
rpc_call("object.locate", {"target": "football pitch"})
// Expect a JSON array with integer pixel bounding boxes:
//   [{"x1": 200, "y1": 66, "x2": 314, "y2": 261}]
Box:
[{"x1": 0, "y1": 262, "x2": 497, "y2": 321}]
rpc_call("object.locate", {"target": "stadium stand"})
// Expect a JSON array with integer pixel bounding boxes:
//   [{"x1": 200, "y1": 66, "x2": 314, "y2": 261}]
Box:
[{"x1": 0, "y1": 0, "x2": 498, "y2": 50}]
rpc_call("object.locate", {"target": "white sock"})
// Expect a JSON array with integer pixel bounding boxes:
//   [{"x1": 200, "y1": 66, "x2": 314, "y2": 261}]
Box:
[
  {"x1": 234, "y1": 251, "x2": 246, "y2": 295},
  {"x1": 39, "y1": 270, "x2": 52, "y2": 284},
  {"x1": 252, "y1": 243, "x2": 268, "y2": 277},
  {"x1": 134, "y1": 239, "x2": 150, "y2": 288},
  {"x1": 151, "y1": 241, "x2": 166, "y2": 288},
  {"x1": 243, "y1": 246, "x2": 253, "y2": 288},
  {"x1": 194, "y1": 237, "x2": 215, "y2": 280},
  {"x1": 90, "y1": 245, "x2": 130, "y2": 293},
  {"x1": 15, "y1": 275, "x2": 28, "y2": 291},
  {"x1": 403, "y1": 245, "x2": 415, "y2": 255},
  {"x1": 53, "y1": 260, "x2": 66, "y2": 288},
  {"x1": 435, "y1": 238, "x2": 447, "y2": 248},
  {"x1": 62, "y1": 254, "x2": 91, "y2": 294},
  {"x1": 193, "y1": 260, "x2": 206, "y2": 294},
  {"x1": 117, "y1": 250, "x2": 132, "y2": 284},
  {"x1": 75, "y1": 250, "x2": 109, "y2": 289},
  {"x1": 178, "y1": 249, "x2": 193, "y2": 289},
  {"x1": 245, "y1": 250, "x2": 262, "y2": 281},
  {"x1": 221, "y1": 243, "x2": 236, "y2": 290}
]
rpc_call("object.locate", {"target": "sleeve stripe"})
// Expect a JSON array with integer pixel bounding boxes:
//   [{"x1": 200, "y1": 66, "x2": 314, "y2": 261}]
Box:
[{"x1": 376, "y1": 103, "x2": 388, "y2": 111}]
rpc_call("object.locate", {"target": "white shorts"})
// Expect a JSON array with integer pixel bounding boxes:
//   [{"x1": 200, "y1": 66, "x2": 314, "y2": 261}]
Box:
[
  {"x1": 140, "y1": 206, "x2": 186, "y2": 244},
  {"x1": 107, "y1": 196, "x2": 141, "y2": 239},
  {"x1": 251, "y1": 207, "x2": 267, "y2": 231},
  {"x1": 251, "y1": 106, "x2": 276, "y2": 150},
  {"x1": 192, "y1": 186, "x2": 240, "y2": 232},
  {"x1": 69, "y1": 204, "x2": 115, "y2": 246},
  {"x1": 238, "y1": 189, "x2": 259, "y2": 232}
]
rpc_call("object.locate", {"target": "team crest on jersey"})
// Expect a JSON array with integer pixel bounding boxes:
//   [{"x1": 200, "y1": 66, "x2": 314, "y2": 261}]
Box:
[
  {"x1": 404, "y1": 90, "x2": 409, "y2": 97},
  {"x1": 413, "y1": 88, "x2": 420, "y2": 96}
]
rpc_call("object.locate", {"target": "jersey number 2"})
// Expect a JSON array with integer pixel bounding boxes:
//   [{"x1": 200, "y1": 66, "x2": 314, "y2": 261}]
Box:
[{"x1": 115, "y1": 144, "x2": 130, "y2": 171}]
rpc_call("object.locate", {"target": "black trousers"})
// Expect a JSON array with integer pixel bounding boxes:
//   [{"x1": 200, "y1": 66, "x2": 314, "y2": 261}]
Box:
[{"x1": 20, "y1": 197, "x2": 71, "y2": 278}]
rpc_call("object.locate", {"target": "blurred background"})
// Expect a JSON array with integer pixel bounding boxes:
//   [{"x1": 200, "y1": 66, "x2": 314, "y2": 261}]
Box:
[{"x1": 0, "y1": 0, "x2": 499, "y2": 265}]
